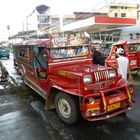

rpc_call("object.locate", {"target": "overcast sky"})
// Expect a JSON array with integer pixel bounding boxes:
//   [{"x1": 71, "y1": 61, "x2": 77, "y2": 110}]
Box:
[{"x1": 0, "y1": 0, "x2": 139, "y2": 41}]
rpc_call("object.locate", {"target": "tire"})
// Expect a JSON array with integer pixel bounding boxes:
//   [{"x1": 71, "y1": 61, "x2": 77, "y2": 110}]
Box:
[{"x1": 55, "y1": 92, "x2": 79, "y2": 125}]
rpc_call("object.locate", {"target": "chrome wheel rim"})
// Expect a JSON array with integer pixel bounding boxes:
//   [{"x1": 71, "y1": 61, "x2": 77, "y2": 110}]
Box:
[{"x1": 58, "y1": 98, "x2": 71, "y2": 118}]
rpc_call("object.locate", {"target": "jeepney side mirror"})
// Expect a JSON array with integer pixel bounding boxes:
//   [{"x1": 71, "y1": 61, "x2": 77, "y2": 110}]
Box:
[{"x1": 111, "y1": 51, "x2": 116, "y2": 59}]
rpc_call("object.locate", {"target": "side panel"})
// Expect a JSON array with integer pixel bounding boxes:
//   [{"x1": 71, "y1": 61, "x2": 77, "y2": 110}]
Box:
[
  {"x1": 14, "y1": 45, "x2": 50, "y2": 98},
  {"x1": 127, "y1": 44, "x2": 139, "y2": 70},
  {"x1": 127, "y1": 52, "x2": 138, "y2": 70}
]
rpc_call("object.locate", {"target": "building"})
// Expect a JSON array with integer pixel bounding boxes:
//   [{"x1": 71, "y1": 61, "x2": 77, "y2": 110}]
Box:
[
  {"x1": 74, "y1": 12, "x2": 107, "y2": 20},
  {"x1": 80, "y1": 2, "x2": 138, "y2": 42},
  {"x1": 137, "y1": 4, "x2": 140, "y2": 20},
  {"x1": 120, "y1": 20, "x2": 140, "y2": 41},
  {"x1": 38, "y1": 14, "x2": 75, "y2": 33},
  {"x1": 27, "y1": 4, "x2": 76, "y2": 33},
  {"x1": 10, "y1": 3, "x2": 138, "y2": 42},
  {"x1": 62, "y1": 15, "x2": 136, "y2": 42},
  {"x1": 101, "y1": 3, "x2": 137, "y2": 19}
]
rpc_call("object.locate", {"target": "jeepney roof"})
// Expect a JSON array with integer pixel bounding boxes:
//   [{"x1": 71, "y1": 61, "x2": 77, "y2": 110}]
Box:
[
  {"x1": 102, "y1": 41, "x2": 116, "y2": 45},
  {"x1": 13, "y1": 38, "x2": 51, "y2": 46},
  {"x1": 113, "y1": 40, "x2": 127, "y2": 46},
  {"x1": 13, "y1": 36, "x2": 90, "y2": 48}
]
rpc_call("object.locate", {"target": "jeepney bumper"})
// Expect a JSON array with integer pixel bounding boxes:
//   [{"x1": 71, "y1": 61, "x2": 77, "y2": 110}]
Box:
[{"x1": 80, "y1": 84, "x2": 135, "y2": 121}]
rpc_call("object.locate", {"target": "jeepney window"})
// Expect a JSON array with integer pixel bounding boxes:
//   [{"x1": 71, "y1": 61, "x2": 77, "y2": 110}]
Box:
[
  {"x1": 18, "y1": 47, "x2": 29, "y2": 59},
  {"x1": 34, "y1": 46, "x2": 47, "y2": 68},
  {"x1": 129, "y1": 45, "x2": 138, "y2": 52},
  {"x1": 33, "y1": 46, "x2": 48, "y2": 79},
  {"x1": 137, "y1": 46, "x2": 140, "y2": 50},
  {"x1": 50, "y1": 45, "x2": 89, "y2": 59}
]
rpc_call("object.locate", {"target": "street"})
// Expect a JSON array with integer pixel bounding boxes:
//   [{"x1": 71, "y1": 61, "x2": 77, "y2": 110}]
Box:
[{"x1": 0, "y1": 53, "x2": 140, "y2": 140}]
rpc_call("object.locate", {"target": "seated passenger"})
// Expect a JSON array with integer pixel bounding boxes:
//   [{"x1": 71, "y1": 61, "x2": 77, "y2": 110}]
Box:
[{"x1": 67, "y1": 48, "x2": 75, "y2": 57}]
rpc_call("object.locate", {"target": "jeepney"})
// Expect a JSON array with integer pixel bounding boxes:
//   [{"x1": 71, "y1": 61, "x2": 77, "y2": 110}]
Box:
[
  {"x1": 105, "y1": 40, "x2": 140, "y2": 73},
  {"x1": 13, "y1": 36, "x2": 135, "y2": 124}
]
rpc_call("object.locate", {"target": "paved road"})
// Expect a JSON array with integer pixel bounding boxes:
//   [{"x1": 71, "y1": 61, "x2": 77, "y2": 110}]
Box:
[
  {"x1": 0, "y1": 53, "x2": 140, "y2": 140},
  {"x1": 0, "y1": 88, "x2": 53, "y2": 140},
  {"x1": 30, "y1": 85, "x2": 140, "y2": 140}
]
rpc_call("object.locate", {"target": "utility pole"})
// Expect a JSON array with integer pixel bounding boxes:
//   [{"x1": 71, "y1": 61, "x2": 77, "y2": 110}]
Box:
[
  {"x1": 60, "y1": 13, "x2": 63, "y2": 32},
  {"x1": 7, "y1": 25, "x2": 10, "y2": 40},
  {"x1": 26, "y1": 16, "x2": 29, "y2": 38},
  {"x1": 22, "y1": 21, "x2": 25, "y2": 32}
]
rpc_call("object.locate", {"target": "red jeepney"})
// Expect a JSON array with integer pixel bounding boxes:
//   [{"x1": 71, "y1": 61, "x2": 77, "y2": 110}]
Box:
[
  {"x1": 13, "y1": 36, "x2": 135, "y2": 124},
  {"x1": 105, "y1": 40, "x2": 140, "y2": 72}
]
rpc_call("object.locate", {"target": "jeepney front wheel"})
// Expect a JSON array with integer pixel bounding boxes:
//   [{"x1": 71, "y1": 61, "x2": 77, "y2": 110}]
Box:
[{"x1": 55, "y1": 92, "x2": 79, "y2": 125}]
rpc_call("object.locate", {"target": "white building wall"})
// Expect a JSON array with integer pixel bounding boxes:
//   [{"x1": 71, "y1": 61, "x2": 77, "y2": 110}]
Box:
[
  {"x1": 101, "y1": 4, "x2": 137, "y2": 18},
  {"x1": 27, "y1": 10, "x2": 39, "y2": 31}
]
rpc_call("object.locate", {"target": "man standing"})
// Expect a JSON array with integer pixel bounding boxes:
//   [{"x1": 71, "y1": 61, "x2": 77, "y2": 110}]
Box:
[
  {"x1": 93, "y1": 48, "x2": 105, "y2": 66},
  {"x1": 116, "y1": 48, "x2": 131, "y2": 80}
]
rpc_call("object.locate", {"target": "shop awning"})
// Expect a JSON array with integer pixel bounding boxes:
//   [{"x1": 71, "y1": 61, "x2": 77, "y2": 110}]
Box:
[{"x1": 62, "y1": 16, "x2": 136, "y2": 33}]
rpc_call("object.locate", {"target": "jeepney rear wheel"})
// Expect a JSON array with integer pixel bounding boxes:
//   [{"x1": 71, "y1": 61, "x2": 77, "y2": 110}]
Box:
[{"x1": 55, "y1": 92, "x2": 79, "y2": 125}]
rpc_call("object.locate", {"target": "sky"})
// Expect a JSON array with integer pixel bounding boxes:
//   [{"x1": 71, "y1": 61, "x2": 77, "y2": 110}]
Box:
[{"x1": 0, "y1": 0, "x2": 139, "y2": 41}]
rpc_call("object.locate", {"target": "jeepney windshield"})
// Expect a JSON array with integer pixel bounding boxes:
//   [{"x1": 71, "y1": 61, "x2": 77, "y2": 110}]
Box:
[
  {"x1": 129, "y1": 44, "x2": 140, "y2": 52},
  {"x1": 101, "y1": 43, "x2": 113, "y2": 57},
  {"x1": 50, "y1": 45, "x2": 89, "y2": 59}
]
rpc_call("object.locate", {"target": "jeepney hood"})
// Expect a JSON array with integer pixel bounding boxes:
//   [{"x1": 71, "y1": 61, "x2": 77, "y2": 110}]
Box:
[
  {"x1": 50, "y1": 63, "x2": 119, "y2": 93},
  {"x1": 54, "y1": 64, "x2": 113, "y2": 76}
]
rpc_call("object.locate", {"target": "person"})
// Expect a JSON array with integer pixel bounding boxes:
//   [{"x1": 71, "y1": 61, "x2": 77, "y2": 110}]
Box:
[
  {"x1": 116, "y1": 48, "x2": 132, "y2": 80},
  {"x1": 34, "y1": 47, "x2": 47, "y2": 79},
  {"x1": 92, "y1": 47, "x2": 105, "y2": 66}
]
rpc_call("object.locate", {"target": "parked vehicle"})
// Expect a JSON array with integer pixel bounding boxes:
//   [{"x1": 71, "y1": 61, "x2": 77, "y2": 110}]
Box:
[
  {"x1": 128, "y1": 40, "x2": 140, "y2": 71},
  {"x1": 105, "y1": 40, "x2": 140, "y2": 73},
  {"x1": 101, "y1": 41, "x2": 116, "y2": 58},
  {"x1": 13, "y1": 35, "x2": 135, "y2": 124},
  {"x1": 0, "y1": 48, "x2": 9, "y2": 59}
]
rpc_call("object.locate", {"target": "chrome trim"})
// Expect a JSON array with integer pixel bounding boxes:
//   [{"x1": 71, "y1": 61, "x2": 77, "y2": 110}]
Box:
[
  {"x1": 49, "y1": 58, "x2": 92, "y2": 65},
  {"x1": 94, "y1": 70, "x2": 110, "y2": 82}
]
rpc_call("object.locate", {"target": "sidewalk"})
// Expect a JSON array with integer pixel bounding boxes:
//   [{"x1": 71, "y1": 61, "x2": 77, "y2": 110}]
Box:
[{"x1": 0, "y1": 87, "x2": 52, "y2": 140}]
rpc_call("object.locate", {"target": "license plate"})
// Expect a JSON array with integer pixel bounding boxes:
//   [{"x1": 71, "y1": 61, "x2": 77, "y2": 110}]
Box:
[
  {"x1": 130, "y1": 60, "x2": 137, "y2": 65},
  {"x1": 107, "y1": 102, "x2": 121, "y2": 112}
]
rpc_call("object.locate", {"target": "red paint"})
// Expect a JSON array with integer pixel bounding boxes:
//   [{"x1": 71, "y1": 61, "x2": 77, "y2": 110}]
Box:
[
  {"x1": 95, "y1": 16, "x2": 136, "y2": 25},
  {"x1": 13, "y1": 36, "x2": 135, "y2": 124}
]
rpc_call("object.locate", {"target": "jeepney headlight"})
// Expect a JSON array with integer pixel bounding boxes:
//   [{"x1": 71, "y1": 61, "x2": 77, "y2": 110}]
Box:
[
  {"x1": 83, "y1": 74, "x2": 92, "y2": 83},
  {"x1": 109, "y1": 70, "x2": 116, "y2": 78}
]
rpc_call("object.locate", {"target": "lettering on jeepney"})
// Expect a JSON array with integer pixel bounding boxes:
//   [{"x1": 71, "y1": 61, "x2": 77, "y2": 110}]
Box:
[
  {"x1": 68, "y1": 37, "x2": 86, "y2": 46},
  {"x1": 109, "y1": 95, "x2": 126, "y2": 104},
  {"x1": 58, "y1": 70, "x2": 75, "y2": 79},
  {"x1": 52, "y1": 37, "x2": 67, "y2": 47}
]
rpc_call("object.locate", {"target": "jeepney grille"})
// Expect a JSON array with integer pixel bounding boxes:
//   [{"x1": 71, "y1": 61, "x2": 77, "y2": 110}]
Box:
[{"x1": 94, "y1": 71, "x2": 109, "y2": 82}]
